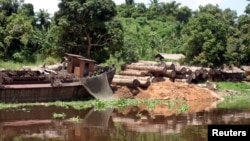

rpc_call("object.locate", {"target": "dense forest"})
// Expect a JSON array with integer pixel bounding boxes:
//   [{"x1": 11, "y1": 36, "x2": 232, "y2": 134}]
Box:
[{"x1": 1, "y1": 0, "x2": 250, "y2": 68}]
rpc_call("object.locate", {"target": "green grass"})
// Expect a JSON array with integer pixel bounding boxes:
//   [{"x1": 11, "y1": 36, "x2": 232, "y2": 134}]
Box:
[
  {"x1": 0, "y1": 55, "x2": 60, "y2": 70},
  {"x1": 0, "y1": 99, "x2": 190, "y2": 114},
  {"x1": 216, "y1": 81, "x2": 250, "y2": 94},
  {"x1": 215, "y1": 81, "x2": 250, "y2": 109},
  {"x1": 0, "y1": 60, "x2": 23, "y2": 70}
]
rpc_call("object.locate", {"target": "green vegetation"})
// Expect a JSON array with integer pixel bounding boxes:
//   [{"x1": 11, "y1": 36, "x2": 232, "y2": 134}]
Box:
[
  {"x1": 52, "y1": 112, "x2": 66, "y2": 119},
  {"x1": 0, "y1": 99, "x2": 189, "y2": 114},
  {"x1": 216, "y1": 81, "x2": 250, "y2": 109},
  {"x1": 70, "y1": 116, "x2": 81, "y2": 122},
  {"x1": 1, "y1": 0, "x2": 250, "y2": 66},
  {"x1": 0, "y1": 55, "x2": 60, "y2": 70},
  {"x1": 216, "y1": 81, "x2": 250, "y2": 94}
]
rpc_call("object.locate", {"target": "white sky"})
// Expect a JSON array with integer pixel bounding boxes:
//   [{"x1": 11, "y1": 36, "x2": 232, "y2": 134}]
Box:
[{"x1": 24, "y1": 0, "x2": 249, "y2": 16}]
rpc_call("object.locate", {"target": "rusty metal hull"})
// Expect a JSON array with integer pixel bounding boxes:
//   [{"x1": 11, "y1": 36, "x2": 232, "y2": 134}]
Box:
[
  {"x1": 0, "y1": 67, "x2": 116, "y2": 103},
  {"x1": 0, "y1": 82, "x2": 90, "y2": 103}
]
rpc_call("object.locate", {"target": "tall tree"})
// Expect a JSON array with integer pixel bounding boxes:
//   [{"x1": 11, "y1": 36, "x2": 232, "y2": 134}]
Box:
[
  {"x1": 0, "y1": 0, "x2": 34, "y2": 60},
  {"x1": 125, "y1": 0, "x2": 134, "y2": 5},
  {"x1": 54, "y1": 0, "x2": 123, "y2": 62},
  {"x1": 181, "y1": 12, "x2": 227, "y2": 67},
  {"x1": 237, "y1": 10, "x2": 250, "y2": 65},
  {"x1": 35, "y1": 9, "x2": 51, "y2": 31}
]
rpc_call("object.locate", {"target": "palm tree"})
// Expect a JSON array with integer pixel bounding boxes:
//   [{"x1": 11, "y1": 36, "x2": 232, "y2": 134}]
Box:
[
  {"x1": 35, "y1": 9, "x2": 51, "y2": 31},
  {"x1": 125, "y1": 0, "x2": 134, "y2": 5}
]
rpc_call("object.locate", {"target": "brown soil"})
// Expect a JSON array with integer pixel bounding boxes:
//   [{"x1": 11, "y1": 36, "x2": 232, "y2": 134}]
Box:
[
  {"x1": 112, "y1": 79, "x2": 223, "y2": 116},
  {"x1": 113, "y1": 79, "x2": 221, "y2": 101}
]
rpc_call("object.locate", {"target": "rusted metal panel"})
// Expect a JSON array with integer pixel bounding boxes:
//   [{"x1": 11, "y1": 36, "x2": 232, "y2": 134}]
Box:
[{"x1": 0, "y1": 85, "x2": 89, "y2": 103}]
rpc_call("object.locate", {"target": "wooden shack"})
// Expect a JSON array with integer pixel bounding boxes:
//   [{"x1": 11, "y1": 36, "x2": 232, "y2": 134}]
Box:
[
  {"x1": 65, "y1": 53, "x2": 96, "y2": 78},
  {"x1": 241, "y1": 66, "x2": 250, "y2": 76},
  {"x1": 220, "y1": 65, "x2": 245, "y2": 81},
  {"x1": 155, "y1": 53, "x2": 185, "y2": 61}
]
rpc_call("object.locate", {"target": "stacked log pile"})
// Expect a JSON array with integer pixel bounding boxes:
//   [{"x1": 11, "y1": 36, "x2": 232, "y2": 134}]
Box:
[{"x1": 112, "y1": 61, "x2": 245, "y2": 88}]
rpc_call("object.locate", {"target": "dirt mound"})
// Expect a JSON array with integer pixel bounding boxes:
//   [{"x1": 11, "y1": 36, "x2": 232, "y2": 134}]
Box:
[
  {"x1": 114, "y1": 79, "x2": 221, "y2": 101},
  {"x1": 113, "y1": 79, "x2": 223, "y2": 116}
]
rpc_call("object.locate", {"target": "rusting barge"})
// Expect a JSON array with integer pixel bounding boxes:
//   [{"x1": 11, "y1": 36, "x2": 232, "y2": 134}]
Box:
[{"x1": 0, "y1": 53, "x2": 115, "y2": 103}]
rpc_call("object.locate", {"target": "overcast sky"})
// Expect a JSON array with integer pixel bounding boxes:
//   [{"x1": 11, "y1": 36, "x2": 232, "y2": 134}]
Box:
[{"x1": 24, "y1": 0, "x2": 249, "y2": 16}]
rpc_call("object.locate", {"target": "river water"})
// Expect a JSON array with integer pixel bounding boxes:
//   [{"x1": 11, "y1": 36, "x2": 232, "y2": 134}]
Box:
[{"x1": 0, "y1": 105, "x2": 250, "y2": 141}]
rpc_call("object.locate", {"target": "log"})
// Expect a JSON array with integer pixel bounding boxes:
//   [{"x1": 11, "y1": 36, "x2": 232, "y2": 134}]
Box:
[
  {"x1": 139, "y1": 80, "x2": 151, "y2": 88},
  {"x1": 123, "y1": 65, "x2": 167, "y2": 74},
  {"x1": 132, "y1": 61, "x2": 166, "y2": 67},
  {"x1": 214, "y1": 69, "x2": 222, "y2": 75},
  {"x1": 21, "y1": 66, "x2": 42, "y2": 71},
  {"x1": 113, "y1": 75, "x2": 151, "y2": 88},
  {"x1": 175, "y1": 74, "x2": 188, "y2": 79},
  {"x1": 114, "y1": 75, "x2": 151, "y2": 81},
  {"x1": 164, "y1": 62, "x2": 176, "y2": 70},
  {"x1": 118, "y1": 69, "x2": 151, "y2": 76},
  {"x1": 164, "y1": 70, "x2": 176, "y2": 78},
  {"x1": 188, "y1": 72, "x2": 196, "y2": 80},
  {"x1": 174, "y1": 78, "x2": 189, "y2": 83},
  {"x1": 205, "y1": 68, "x2": 215, "y2": 75},
  {"x1": 151, "y1": 77, "x2": 166, "y2": 83},
  {"x1": 112, "y1": 78, "x2": 140, "y2": 88},
  {"x1": 175, "y1": 66, "x2": 187, "y2": 74},
  {"x1": 201, "y1": 69, "x2": 208, "y2": 79},
  {"x1": 186, "y1": 75, "x2": 193, "y2": 83},
  {"x1": 187, "y1": 67, "x2": 201, "y2": 76}
]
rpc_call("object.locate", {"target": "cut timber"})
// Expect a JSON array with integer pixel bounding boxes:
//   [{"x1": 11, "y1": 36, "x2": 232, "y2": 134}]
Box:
[
  {"x1": 164, "y1": 70, "x2": 176, "y2": 78},
  {"x1": 113, "y1": 75, "x2": 151, "y2": 88},
  {"x1": 205, "y1": 68, "x2": 215, "y2": 75},
  {"x1": 201, "y1": 69, "x2": 208, "y2": 79},
  {"x1": 164, "y1": 62, "x2": 176, "y2": 70},
  {"x1": 123, "y1": 65, "x2": 167, "y2": 74},
  {"x1": 175, "y1": 74, "x2": 188, "y2": 79},
  {"x1": 118, "y1": 69, "x2": 151, "y2": 76},
  {"x1": 174, "y1": 78, "x2": 189, "y2": 83},
  {"x1": 138, "y1": 80, "x2": 151, "y2": 88},
  {"x1": 187, "y1": 67, "x2": 201, "y2": 76},
  {"x1": 112, "y1": 78, "x2": 140, "y2": 88},
  {"x1": 184, "y1": 75, "x2": 193, "y2": 83},
  {"x1": 151, "y1": 77, "x2": 166, "y2": 83},
  {"x1": 188, "y1": 72, "x2": 196, "y2": 80},
  {"x1": 175, "y1": 66, "x2": 187, "y2": 74},
  {"x1": 132, "y1": 61, "x2": 166, "y2": 67},
  {"x1": 114, "y1": 75, "x2": 150, "y2": 81}
]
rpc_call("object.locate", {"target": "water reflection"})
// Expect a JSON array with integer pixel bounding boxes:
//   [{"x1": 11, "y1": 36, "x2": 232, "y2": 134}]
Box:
[{"x1": 0, "y1": 106, "x2": 250, "y2": 141}]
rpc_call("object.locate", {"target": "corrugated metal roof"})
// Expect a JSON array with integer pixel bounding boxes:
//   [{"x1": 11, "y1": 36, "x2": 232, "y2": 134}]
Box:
[
  {"x1": 155, "y1": 53, "x2": 185, "y2": 60},
  {"x1": 221, "y1": 66, "x2": 245, "y2": 74},
  {"x1": 241, "y1": 66, "x2": 250, "y2": 72}
]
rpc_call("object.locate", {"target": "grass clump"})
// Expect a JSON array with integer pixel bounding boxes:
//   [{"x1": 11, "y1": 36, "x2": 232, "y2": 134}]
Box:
[{"x1": 216, "y1": 81, "x2": 250, "y2": 109}]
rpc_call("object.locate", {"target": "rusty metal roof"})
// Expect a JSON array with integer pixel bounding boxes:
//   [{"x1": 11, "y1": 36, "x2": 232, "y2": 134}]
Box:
[{"x1": 64, "y1": 53, "x2": 96, "y2": 63}]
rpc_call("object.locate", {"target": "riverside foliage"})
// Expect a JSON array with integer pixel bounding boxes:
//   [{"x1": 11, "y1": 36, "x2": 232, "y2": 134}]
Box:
[{"x1": 0, "y1": 0, "x2": 250, "y2": 67}]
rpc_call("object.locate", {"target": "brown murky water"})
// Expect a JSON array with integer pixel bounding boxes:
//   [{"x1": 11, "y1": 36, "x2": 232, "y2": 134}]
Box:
[{"x1": 0, "y1": 106, "x2": 250, "y2": 141}]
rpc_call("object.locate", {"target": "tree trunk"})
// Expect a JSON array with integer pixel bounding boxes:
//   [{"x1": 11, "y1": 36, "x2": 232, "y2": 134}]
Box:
[
  {"x1": 123, "y1": 65, "x2": 167, "y2": 74},
  {"x1": 175, "y1": 66, "x2": 187, "y2": 74},
  {"x1": 174, "y1": 78, "x2": 189, "y2": 83},
  {"x1": 112, "y1": 78, "x2": 140, "y2": 88},
  {"x1": 139, "y1": 80, "x2": 151, "y2": 88},
  {"x1": 114, "y1": 75, "x2": 151, "y2": 81},
  {"x1": 85, "y1": 29, "x2": 92, "y2": 58},
  {"x1": 118, "y1": 69, "x2": 151, "y2": 76},
  {"x1": 165, "y1": 62, "x2": 176, "y2": 70},
  {"x1": 135, "y1": 61, "x2": 166, "y2": 67},
  {"x1": 164, "y1": 70, "x2": 176, "y2": 78}
]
